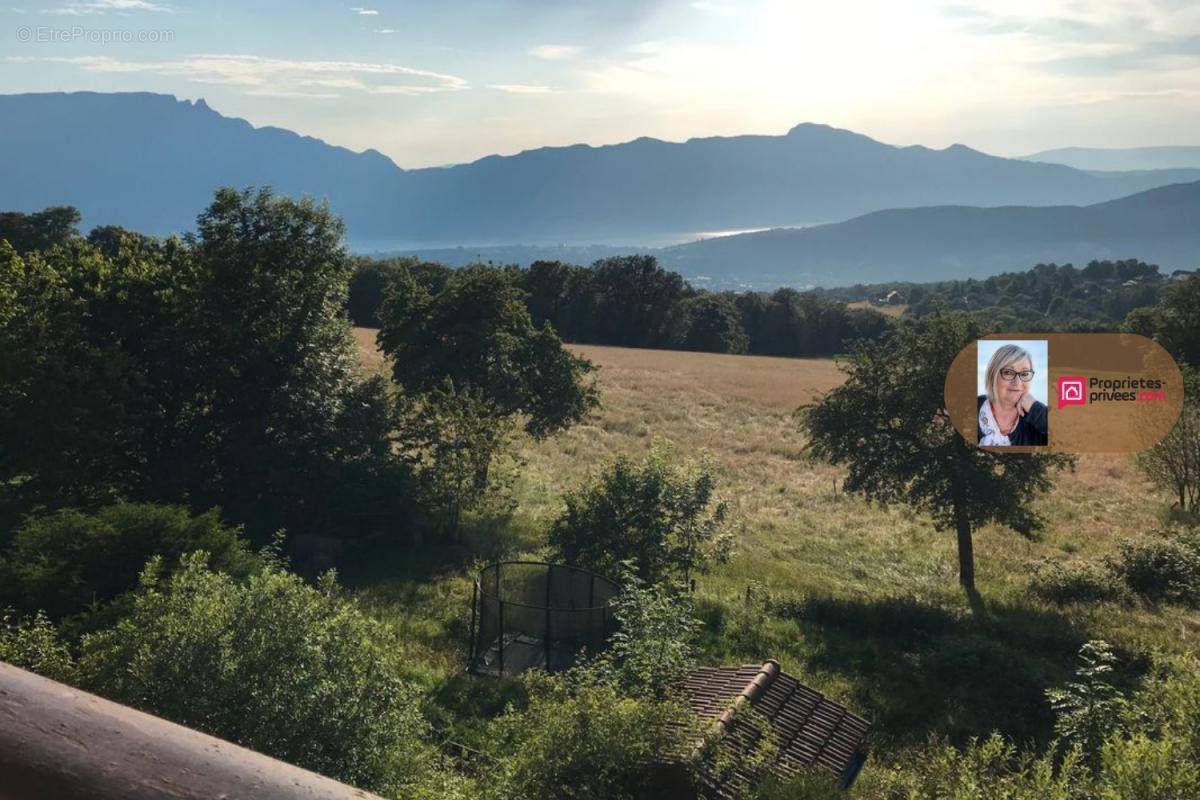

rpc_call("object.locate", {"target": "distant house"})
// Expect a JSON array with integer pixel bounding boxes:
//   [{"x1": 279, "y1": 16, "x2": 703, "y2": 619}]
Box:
[
  {"x1": 682, "y1": 660, "x2": 870, "y2": 796},
  {"x1": 884, "y1": 290, "x2": 903, "y2": 305}
]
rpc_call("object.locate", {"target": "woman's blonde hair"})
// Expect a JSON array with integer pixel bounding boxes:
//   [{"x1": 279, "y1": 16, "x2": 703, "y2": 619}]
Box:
[{"x1": 985, "y1": 343, "x2": 1033, "y2": 404}]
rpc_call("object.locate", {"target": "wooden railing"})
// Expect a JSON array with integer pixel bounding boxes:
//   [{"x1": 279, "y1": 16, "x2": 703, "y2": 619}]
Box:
[{"x1": 0, "y1": 661, "x2": 385, "y2": 800}]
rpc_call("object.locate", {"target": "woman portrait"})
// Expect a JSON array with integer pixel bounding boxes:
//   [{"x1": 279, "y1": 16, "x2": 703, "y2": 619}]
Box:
[{"x1": 977, "y1": 342, "x2": 1048, "y2": 447}]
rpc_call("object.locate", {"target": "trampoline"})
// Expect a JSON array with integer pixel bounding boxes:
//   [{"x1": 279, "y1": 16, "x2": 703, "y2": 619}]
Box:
[{"x1": 468, "y1": 561, "x2": 621, "y2": 677}]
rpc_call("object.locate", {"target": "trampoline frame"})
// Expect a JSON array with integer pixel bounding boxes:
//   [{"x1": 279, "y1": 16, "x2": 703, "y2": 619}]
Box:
[{"x1": 468, "y1": 561, "x2": 621, "y2": 677}]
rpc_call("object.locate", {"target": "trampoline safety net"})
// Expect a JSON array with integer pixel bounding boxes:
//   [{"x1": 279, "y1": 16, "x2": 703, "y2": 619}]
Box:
[{"x1": 469, "y1": 562, "x2": 621, "y2": 677}]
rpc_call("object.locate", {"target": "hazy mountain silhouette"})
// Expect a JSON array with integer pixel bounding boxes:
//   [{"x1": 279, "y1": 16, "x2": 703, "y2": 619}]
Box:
[
  {"x1": 0, "y1": 92, "x2": 406, "y2": 245},
  {"x1": 1024, "y1": 146, "x2": 1200, "y2": 172},
  {"x1": 3, "y1": 91, "x2": 1199, "y2": 250},
  {"x1": 661, "y1": 180, "x2": 1200, "y2": 287}
]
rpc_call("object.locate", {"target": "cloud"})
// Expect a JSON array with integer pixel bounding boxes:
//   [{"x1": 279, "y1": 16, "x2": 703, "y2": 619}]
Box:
[
  {"x1": 45, "y1": 0, "x2": 169, "y2": 14},
  {"x1": 489, "y1": 83, "x2": 554, "y2": 94},
  {"x1": 529, "y1": 44, "x2": 581, "y2": 60},
  {"x1": 8, "y1": 54, "x2": 468, "y2": 96},
  {"x1": 350, "y1": 6, "x2": 378, "y2": 15},
  {"x1": 374, "y1": 28, "x2": 397, "y2": 34},
  {"x1": 690, "y1": 1, "x2": 740, "y2": 16},
  {"x1": 942, "y1": 1, "x2": 1200, "y2": 74}
]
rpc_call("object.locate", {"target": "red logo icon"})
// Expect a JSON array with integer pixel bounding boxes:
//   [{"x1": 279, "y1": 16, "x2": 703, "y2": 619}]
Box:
[{"x1": 1058, "y1": 377, "x2": 1087, "y2": 409}]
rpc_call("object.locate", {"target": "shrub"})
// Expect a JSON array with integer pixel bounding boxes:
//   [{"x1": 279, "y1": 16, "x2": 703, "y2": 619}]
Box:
[
  {"x1": 0, "y1": 610, "x2": 76, "y2": 684},
  {"x1": 0, "y1": 503, "x2": 258, "y2": 622},
  {"x1": 548, "y1": 446, "x2": 732, "y2": 584},
  {"x1": 1046, "y1": 641, "x2": 1128, "y2": 766},
  {"x1": 873, "y1": 647, "x2": 1200, "y2": 800},
  {"x1": 1030, "y1": 560, "x2": 1129, "y2": 605},
  {"x1": 77, "y1": 553, "x2": 456, "y2": 797},
  {"x1": 482, "y1": 670, "x2": 695, "y2": 800},
  {"x1": 596, "y1": 575, "x2": 702, "y2": 698},
  {"x1": 1108, "y1": 529, "x2": 1200, "y2": 606},
  {"x1": 1099, "y1": 733, "x2": 1200, "y2": 800}
]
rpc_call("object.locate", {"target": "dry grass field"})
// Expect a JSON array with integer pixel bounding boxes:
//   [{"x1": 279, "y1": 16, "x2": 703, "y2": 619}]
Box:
[
  {"x1": 352, "y1": 328, "x2": 1200, "y2": 779},
  {"x1": 848, "y1": 300, "x2": 908, "y2": 318}
]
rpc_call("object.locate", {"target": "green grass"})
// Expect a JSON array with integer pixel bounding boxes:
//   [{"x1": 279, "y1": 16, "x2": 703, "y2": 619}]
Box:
[{"x1": 349, "y1": 333, "x2": 1200, "y2": 792}]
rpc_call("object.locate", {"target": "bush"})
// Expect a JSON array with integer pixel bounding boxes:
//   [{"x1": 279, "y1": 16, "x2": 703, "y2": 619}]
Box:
[
  {"x1": 483, "y1": 670, "x2": 695, "y2": 800},
  {"x1": 0, "y1": 503, "x2": 258, "y2": 623},
  {"x1": 77, "y1": 553, "x2": 457, "y2": 798},
  {"x1": 599, "y1": 576, "x2": 701, "y2": 697},
  {"x1": 1108, "y1": 529, "x2": 1200, "y2": 606},
  {"x1": 0, "y1": 610, "x2": 76, "y2": 683},
  {"x1": 548, "y1": 446, "x2": 732, "y2": 584},
  {"x1": 873, "y1": 647, "x2": 1200, "y2": 800},
  {"x1": 1030, "y1": 560, "x2": 1129, "y2": 605}
]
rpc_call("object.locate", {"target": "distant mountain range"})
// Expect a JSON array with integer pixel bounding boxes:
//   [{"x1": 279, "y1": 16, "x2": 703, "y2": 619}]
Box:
[
  {"x1": 658, "y1": 180, "x2": 1200, "y2": 287},
  {"x1": 1023, "y1": 146, "x2": 1200, "y2": 173},
  {"x1": 3, "y1": 91, "x2": 1200, "y2": 254}
]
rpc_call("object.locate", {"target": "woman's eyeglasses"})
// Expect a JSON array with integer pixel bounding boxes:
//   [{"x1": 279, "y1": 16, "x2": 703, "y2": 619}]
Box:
[{"x1": 1000, "y1": 368, "x2": 1034, "y2": 383}]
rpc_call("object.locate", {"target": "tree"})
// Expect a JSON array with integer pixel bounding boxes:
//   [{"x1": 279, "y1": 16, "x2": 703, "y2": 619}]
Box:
[
  {"x1": 799, "y1": 310, "x2": 1071, "y2": 589},
  {"x1": 1137, "y1": 369, "x2": 1200, "y2": 515},
  {"x1": 679, "y1": 294, "x2": 749, "y2": 354},
  {"x1": 589, "y1": 255, "x2": 689, "y2": 348},
  {"x1": 548, "y1": 447, "x2": 732, "y2": 584},
  {"x1": 0, "y1": 206, "x2": 81, "y2": 253},
  {"x1": 398, "y1": 379, "x2": 516, "y2": 540},
  {"x1": 0, "y1": 188, "x2": 410, "y2": 542},
  {"x1": 347, "y1": 256, "x2": 452, "y2": 327},
  {"x1": 378, "y1": 264, "x2": 598, "y2": 438},
  {"x1": 1123, "y1": 274, "x2": 1200, "y2": 367}
]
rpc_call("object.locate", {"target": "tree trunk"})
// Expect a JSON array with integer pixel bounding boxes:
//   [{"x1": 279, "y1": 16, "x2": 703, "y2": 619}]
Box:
[{"x1": 953, "y1": 500, "x2": 975, "y2": 589}]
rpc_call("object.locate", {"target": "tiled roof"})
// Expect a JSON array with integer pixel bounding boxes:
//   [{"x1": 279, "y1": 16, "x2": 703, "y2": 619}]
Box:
[{"x1": 682, "y1": 660, "x2": 870, "y2": 794}]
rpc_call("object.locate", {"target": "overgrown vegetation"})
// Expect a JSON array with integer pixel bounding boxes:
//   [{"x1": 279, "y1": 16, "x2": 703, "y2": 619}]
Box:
[
  {"x1": 549, "y1": 447, "x2": 732, "y2": 583},
  {"x1": 3, "y1": 198, "x2": 1199, "y2": 799}
]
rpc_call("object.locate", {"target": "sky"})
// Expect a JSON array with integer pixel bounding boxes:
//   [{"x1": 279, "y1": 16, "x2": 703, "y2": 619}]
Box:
[{"x1": 2, "y1": 0, "x2": 1199, "y2": 168}]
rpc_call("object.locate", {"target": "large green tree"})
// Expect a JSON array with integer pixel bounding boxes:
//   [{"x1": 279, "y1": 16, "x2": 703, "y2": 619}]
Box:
[
  {"x1": 679, "y1": 293, "x2": 749, "y2": 354},
  {"x1": 378, "y1": 264, "x2": 597, "y2": 438},
  {"x1": 0, "y1": 188, "x2": 406, "y2": 541},
  {"x1": 799, "y1": 311, "x2": 1071, "y2": 589}
]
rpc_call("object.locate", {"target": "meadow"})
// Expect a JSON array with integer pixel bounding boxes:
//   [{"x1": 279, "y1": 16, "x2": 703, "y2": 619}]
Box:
[{"x1": 350, "y1": 328, "x2": 1199, "y2": 792}]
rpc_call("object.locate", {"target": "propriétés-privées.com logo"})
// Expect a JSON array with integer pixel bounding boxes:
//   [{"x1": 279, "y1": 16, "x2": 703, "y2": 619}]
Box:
[{"x1": 1058, "y1": 376, "x2": 1169, "y2": 410}]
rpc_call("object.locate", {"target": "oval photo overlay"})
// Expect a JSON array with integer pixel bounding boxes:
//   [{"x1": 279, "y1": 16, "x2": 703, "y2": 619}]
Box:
[{"x1": 944, "y1": 333, "x2": 1184, "y2": 453}]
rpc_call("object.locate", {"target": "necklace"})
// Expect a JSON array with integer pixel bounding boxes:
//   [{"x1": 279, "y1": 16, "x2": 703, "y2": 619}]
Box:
[{"x1": 990, "y1": 401, "x2": 1018, "y2": 435}]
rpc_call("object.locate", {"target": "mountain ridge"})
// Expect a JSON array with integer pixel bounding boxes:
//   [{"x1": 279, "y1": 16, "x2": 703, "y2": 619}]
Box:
[{"x1": 3, "y1": 91, "x2": 1200, "y2": 254}]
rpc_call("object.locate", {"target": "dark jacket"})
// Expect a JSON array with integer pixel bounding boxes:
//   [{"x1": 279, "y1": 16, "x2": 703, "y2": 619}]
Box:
[{"x1": 977, "y1": 395, "x2": 1048, "y2": 446}]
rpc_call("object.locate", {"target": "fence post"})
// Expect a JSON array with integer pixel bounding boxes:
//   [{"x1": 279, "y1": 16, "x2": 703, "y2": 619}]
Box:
[
  {"x1": 544, "y1": 566, "x2": 553, "y2": 670},
  {"x1": 468, "y1": 580, "x2": 479, "y2": 672},
  {"x1": 497, "y1": 597, "x2": 505, "y2": 676}
]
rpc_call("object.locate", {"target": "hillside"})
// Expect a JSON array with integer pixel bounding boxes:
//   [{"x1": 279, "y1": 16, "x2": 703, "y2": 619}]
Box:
[
  {"x1": 3, "y1": 92, "x2": 1200, "y2": 250},
  {"x1": 662, "y1": 180, "x2": 1200, "y2": 286},
  {"x1": 349, "y1": 331, "x2": 1200, "y2": 775},
  {"x1": 1024, "y1": 145, "x2": 1200, "y2": 172}
]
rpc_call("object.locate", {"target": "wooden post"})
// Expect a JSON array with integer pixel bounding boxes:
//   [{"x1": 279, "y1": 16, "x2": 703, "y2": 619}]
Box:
[
  {"x1": 542, "y1": 568, "x2": 551, "y2": 670},
  {"x1": 0, "y1": 661, "x2": 386, "y2": 800},
  {"x1": 497, "y1": 597, "x2": 505, "y2": 676},
  {"x1": 468, "y1": 580, "x2": 479, "y2": 672}
]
